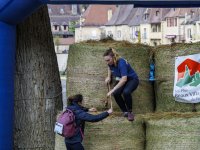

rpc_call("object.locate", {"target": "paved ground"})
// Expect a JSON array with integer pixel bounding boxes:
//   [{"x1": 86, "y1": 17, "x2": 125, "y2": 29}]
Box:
[{"x1": 61, "y1": 76, "x2": 67, "y2": 110}]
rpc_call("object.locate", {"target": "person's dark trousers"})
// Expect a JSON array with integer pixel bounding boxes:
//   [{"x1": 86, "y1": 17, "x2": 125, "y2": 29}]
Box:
[
  {"x1": 65, "y1": 142, "x2": 84, "y2": 150},
  {"x1": 112, "y1": 78, "x2": 139, "y2": 112}
]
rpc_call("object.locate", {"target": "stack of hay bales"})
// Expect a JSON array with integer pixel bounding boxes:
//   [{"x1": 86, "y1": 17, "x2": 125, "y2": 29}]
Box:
[
  {"x1": 59, "y1": 41, "x2": 200, "y2": 150},
  {"x1": 145, "y1": 113, "x2": 200, "y2": 150},
  {"x1": 84, "y1": 115, "x2": 145, "y2": 150},
  {"x1": 154, "y1": 43, "x2": 200, "y2": 112},
  {"x1": 67, "y1": 41, "x2": 154, "y2": 113}
]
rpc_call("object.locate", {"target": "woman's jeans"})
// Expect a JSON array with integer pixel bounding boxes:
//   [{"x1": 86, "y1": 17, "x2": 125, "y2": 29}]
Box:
[
  {"x1": 112, "y1": 78, "x2": 139, "y2": 112},
  {"x1": 65, "y1": 142, "x2": 84, "y2": 150}
]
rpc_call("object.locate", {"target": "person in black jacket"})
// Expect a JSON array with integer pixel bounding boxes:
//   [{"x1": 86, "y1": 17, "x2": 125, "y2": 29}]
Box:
[{"x1": 65, "y1": 94, "x2": 112, "y2": 150}]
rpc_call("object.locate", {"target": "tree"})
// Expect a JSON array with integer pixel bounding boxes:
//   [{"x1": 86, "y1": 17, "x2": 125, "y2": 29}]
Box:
[
  {"x1": 14, "y1": 6, "x2": 62, "y2": 150},
  {"x1": 69, "y1": 21, "x2": 76, "y2": 34}
]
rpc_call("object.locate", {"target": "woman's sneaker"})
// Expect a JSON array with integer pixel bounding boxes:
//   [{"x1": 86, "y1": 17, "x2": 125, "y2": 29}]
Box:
[
  {"x1": 128, "y1": 112, "x2": 134, "y2": 121},
  {"x1": 123, "y1": 112, "x2": 128, "y2": 117}
]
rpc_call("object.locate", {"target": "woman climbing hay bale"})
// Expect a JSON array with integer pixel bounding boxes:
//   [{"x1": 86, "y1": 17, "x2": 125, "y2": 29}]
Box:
[{"x1": 67, "y1": 41, "x2": 154, "y2": 114}]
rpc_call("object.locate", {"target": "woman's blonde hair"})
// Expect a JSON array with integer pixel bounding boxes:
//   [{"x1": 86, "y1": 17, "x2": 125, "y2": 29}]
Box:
[{"x1": 103, "y1": 48, "x2": 121, "y2": 66}]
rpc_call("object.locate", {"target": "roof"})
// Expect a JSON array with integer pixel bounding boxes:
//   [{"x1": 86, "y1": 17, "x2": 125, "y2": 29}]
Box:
[
  {"x1": 48, "y1": 4, "x2": 81, "y2": 16},
  {"x1": 50, "y1": 16, "x2": 80, "y2": 26},
  {"x1": 81, "y1": 5, "x2": 117, "y2": 26},
  {"x1": 149, "y1": 8, "x2": 171, "y2": 23},
  {"x1": 123, "y1": 7, "x2": 138, "y2": 25},
  {"x1": 107, "y1": 7, "x2": 171, "y2": 26},
  {"x1": 139, "y1": 8, "x2": 152, "y2": 24},
  {"x1": 181, "y1": 8, "x2": 200, "y2": 25},
  {"x1": 105, "y1": 5, "x2": 134, "y2": 26},
  {"x1": 164, "y1": 8, "x2": 197, "y2": 18},
  {"x1": 58, "y1": 38, "x2": 75, "y2": 45},
  {"x1": 128, "y1": 8, "x2": 147, "y2": 26}
]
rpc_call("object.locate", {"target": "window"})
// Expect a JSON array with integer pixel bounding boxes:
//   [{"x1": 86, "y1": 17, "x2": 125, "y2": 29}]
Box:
[
  {"x1": 174, "y1": 18, "x2": 177, "y2": 26},
  {"x1": 107, "y1": 31, "x2": 113, "y2": 38},
  {"x1": 117, "y1": 30, "x2": 121, "y2": 38},
  {"x1": 187, "y1": 29, "x2": 192, "y2": 39},
  {"x1": 152, "y1": 24, "x2": 161, "y2": 32},
  {"x1": 108, "y1": 31, "x2": 112, "y2": 35},
  {"x1": 48, "y1": 8, "x2": 52, "y2": 14},
  {"x1": 132, "y1": 27, "x2": 139, "y2": 39},
  {"x1": 63, "y1": 25, "x2": 67, "y2": 31},
  {"x1": 92, "y1": 30, "x2": 97, "y2": 39},
  {"x1": 107, "y1": 9, "x2": 113, "y2": 21},
  {"x1": 156, "y1": 11, "x2": 159, "y2": 16},
  {"x1": 167, "y1": 18, "x2": 177, "y2": 27},
  {"x1": 145, "y1": 13, "x2": 149, "y2": 20},
  {"x1": 144, "y1": 28, "x2": 147, "y2": 39},
  {"x1": 54, "y1": 25, "x2": 58, "y2": 30},
  {"x1": 152, "y1": 24, "x2": 156, "y2": 32},
  {"x1": 60, "y1": 8, "x2": 64, "y2": 14},
  {"x1": 191, "y1": 10, "x2": 195, "y2": 17}
]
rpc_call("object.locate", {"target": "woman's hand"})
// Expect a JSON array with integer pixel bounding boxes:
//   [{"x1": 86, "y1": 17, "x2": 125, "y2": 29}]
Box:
[
  {"x1": 107, "y1": 89, "x2": 115, "y2": 97},
  {"x1": 89, "y1": 107, "x2": 97, "y2": 112},
  {"x1": 105, "y1": 77, "x2": 111, "y2": 84},
  {"x1": 107, "y1": 108, "x2": 113, "y2": 114}
]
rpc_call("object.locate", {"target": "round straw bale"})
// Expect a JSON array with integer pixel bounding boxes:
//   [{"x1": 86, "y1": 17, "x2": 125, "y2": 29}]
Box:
[
  {"x1": 67, "y1": 41, "x2": 154, "y2": 113},
  {"x1": 145, "y1": 112, "x2": 200, "y2": 150},
  {"x1": 84, "y1": 114, "x2": 145, "y2": 150},
  {"x1": 154, "y1": 43, "x2": 200, "y2": 112}
]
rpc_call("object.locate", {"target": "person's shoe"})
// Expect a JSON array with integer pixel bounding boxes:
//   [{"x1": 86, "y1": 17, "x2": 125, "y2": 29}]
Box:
[
  {"x1": 127, "y1": 112, "x2": 134, "y2": 121},
  {"x1": 123, "y1": 112, "x2": 128, "y2": 117}
]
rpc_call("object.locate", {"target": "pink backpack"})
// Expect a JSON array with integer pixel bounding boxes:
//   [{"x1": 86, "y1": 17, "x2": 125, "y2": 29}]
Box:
[{"x1": 54, "y1": 109, "x2": 76, "y2": 138}]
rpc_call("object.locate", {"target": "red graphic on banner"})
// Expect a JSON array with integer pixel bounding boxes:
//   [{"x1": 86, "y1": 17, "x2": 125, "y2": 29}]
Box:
[{"x1": 177, "y1": 58, "x2": 200, "y2": 80}]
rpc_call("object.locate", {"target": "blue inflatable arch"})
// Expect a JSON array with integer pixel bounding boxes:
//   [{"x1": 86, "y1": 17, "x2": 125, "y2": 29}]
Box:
[{"x1": 0, "y1": 0, "x2": 200, "y2": 149}]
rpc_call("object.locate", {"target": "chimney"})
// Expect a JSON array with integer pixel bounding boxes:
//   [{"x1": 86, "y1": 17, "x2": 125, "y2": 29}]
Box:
[{"x1": 72, "y1": 5, "x2": 77, "y2": 15}]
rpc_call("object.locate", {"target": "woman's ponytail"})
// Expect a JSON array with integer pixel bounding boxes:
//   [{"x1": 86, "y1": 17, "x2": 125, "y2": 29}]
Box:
[{"x1": 111, "y1": 48, "x2": 120, "y2": 66}]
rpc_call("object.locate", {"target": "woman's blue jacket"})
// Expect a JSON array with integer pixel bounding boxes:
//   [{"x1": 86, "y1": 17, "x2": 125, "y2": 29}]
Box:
[{"x1": 65, "y1": 103, "x2": 109, "y2": 144}]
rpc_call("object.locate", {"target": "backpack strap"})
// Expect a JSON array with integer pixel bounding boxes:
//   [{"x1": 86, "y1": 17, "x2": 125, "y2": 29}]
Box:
[{"x1": 79, "y1": 127, "x2": 84, "y2": 139}]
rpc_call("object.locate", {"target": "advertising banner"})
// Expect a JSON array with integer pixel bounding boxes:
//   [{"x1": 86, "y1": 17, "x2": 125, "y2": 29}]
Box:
[{"x1": 173, "y1": 54, "x2": 200, "y2": 103}]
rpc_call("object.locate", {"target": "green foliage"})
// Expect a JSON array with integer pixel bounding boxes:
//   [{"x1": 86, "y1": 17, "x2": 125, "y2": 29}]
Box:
[{"x1": 68, "y1": 21, "x2": 76, "y2": 34}]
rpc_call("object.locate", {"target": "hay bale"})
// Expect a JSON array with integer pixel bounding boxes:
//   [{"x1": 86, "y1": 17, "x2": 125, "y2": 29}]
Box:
[
  {"x1": 55, "y1": 134, "x2": 65, "y2": 150},
  {"x1": 84, "y1": 114, "x2": 145, "y2": 150},
  {"x1": 154, "y1": 43, "x2": 200, "y2": 112},
  {"x1": 67, "y1": 41, "x2": 154, "y2": 113},
  {"x1": 145, "y1": 112, "x2": 200, "y2": 150}
]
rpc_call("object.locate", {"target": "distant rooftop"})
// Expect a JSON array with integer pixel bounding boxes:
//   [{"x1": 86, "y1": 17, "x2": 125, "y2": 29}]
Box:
[{"x1": 81, "y1": 5, "x2": 117, "y2": 27}]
